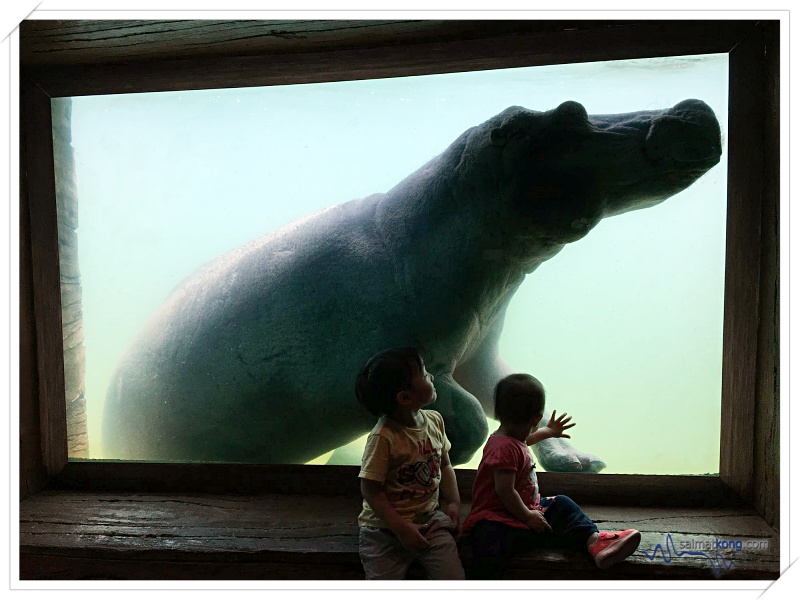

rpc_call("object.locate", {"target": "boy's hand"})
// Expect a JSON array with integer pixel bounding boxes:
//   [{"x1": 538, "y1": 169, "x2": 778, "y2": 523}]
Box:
[
  {"x1": 525, "y1": 510, "x2": 553, "y2": 533},
  {"x1": 443, "y1": 501, "x2": 462, "y2": 536},
  {"x1": 538, "y1": 410, "x2": 576, "y2": 440},
  {"x1": 395, "y1": 521, "x2": 432, "y2": 552}
]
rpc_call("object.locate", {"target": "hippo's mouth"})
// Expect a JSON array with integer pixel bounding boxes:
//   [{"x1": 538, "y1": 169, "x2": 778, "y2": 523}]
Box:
[
  {"x1": 644, "y1": 148, "x2": 721, "y2": 174},
  {"x1": 608, "y1": 155, "x2": 720, "y2": 216},
  {"x1": 645, "y1": 153, "x2": 721, "y2": 184}
]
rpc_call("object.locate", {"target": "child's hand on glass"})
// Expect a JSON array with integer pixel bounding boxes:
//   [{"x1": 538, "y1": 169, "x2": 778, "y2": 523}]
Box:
[
  {"x1": 525, "y1": 510, "x2": 553, "y2": 533},
  {"x1": 538, "y1": 410, "x2": 576, "y2": 440}
]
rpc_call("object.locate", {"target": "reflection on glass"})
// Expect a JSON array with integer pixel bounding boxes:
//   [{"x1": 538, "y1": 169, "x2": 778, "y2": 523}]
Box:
[{"x1": 55, "y1": 54, "x2": 728, "y2": 474}]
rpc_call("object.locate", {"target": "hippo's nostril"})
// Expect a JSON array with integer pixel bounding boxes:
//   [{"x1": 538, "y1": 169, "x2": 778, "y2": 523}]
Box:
[
  {"x1": 646, "y1": 101, "x2": 722, "y2": 164},
  {"x1": 553, "y1": 100, "x2": 589, "y2": 123},
  {"x1": 667, "y1": 99, "x2": 721, "y2": 135},
  {"x1": 672, "y1": 98, "x2": 713, "y2": 114}
]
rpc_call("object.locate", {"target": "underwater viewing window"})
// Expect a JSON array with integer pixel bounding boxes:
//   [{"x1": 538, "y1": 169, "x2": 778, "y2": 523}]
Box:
[{"x1": 53, "y1": 53, "x2": 728, "y2": 475}]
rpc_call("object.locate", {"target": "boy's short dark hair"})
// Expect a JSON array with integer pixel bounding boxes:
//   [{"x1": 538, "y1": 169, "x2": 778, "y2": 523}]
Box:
[
  {"x1": 355, "y1": 347, "x2": 424, "y2": 417},
  {"x1": 494, "y1": 373, "x2": 546, "y2": 425}
]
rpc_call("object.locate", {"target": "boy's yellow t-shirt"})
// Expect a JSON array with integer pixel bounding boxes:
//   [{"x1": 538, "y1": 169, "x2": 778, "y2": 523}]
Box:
[{"x1": 358, "y1": 409, "x2": 451, "y2": 528}]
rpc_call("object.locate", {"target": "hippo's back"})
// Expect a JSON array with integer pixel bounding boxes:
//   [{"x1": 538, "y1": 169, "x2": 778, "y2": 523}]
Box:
[{"x1": 101, "y1": 194, "x2": 394, "y2": 463}]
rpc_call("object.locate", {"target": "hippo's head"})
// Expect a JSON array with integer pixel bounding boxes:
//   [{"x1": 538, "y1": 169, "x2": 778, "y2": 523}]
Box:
[{"x1": 484, "y1": 99, "x2": 722, "y2": 244}]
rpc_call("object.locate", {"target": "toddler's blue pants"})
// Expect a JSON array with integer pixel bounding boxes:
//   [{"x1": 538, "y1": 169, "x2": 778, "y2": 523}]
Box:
[{"x1": 467, "y1": 494, "x2": 599, "y2": 579}]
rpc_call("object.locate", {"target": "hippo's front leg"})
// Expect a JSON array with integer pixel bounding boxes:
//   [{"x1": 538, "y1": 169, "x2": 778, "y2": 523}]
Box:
[
  {"x1": 432, "y1": 374, "x2": 489, "y2": 466},
  {"x1": 452, "y1": 311, "x2": 606, "y2": 473},
  {"x1": 531, "y1": 415, "x2": 606, "y2": 473}
]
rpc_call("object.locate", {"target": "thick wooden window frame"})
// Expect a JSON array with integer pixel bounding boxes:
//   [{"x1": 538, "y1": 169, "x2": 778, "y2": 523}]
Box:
[{"x1": 19, "y1": 20, "x2": 779, "y2": 516}]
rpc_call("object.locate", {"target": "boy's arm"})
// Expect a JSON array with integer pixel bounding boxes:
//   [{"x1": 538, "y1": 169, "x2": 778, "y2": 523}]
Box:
[
  {"x1": 493, "y1": 470, "x2": 552, "y2": 533},
  {"x1": 360, "y1": 478, "x2": 431, "y2": 551},
  {"x1": 438, "y1": 448, "x2": 461, "y2": 534},
  {"x1": 526, "y1": 410, "x2": 575, "y2": 446}
]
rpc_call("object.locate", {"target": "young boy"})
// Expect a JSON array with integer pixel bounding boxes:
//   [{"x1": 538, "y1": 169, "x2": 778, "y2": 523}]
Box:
[
  {"x1": 462, "y1": 373, "x2": 641, "y2": 579},
  {"x1": 354, "y1": 347, "x2": 465, "y2": 580}
]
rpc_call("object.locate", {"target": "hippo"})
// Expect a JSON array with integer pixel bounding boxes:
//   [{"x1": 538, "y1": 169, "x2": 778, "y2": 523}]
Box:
[{"x1": 102, "y1": 99, "x2": 721, "y2": 470}]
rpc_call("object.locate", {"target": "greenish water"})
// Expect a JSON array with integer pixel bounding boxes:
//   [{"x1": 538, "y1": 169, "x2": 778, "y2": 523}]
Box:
[{"x1": 59, "y1": 54, "x2": 728, "y2": 474}]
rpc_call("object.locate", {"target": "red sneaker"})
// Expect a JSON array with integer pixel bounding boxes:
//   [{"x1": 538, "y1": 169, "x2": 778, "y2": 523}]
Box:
[{"x1": 588, "y1": 529, "x2": 641, "y2": 569}]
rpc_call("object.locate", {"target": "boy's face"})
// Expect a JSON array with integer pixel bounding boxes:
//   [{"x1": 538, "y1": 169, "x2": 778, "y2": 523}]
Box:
[{"x1": 401, "y1": 362, "x2": 437, "y2": 410}]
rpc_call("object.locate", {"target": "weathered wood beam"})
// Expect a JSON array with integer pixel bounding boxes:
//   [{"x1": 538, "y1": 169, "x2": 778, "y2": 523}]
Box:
[
  {"x1": 53, "y1": 462, "x2": 741, "y2": 508},
  {"x1": 20, "y1": 76, "x2": 69, "y2": 485},
  {"x1": 19, "y1": 490, "x2": 779, "y2": 580},
  {"x1": 23, "y1": 20, "x2": 754, "y2": 97},
  {"x1": 752, "y1": 20, "x2": 780, "y2": 530},
  {"x1": 719, "y1": 21, "x2": 769, "y2": 510},
  {"x1": 17, "y1": 20, "x2": 670, "y2": 67}
]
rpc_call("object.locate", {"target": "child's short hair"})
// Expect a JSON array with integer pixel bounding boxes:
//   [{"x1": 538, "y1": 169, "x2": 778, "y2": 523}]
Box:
[
  {"x1": 494, "y1": 373, "x2": 546, "y2": 425},
  {"x1": 355, "y1": 347, "x2": 424, "y2": 417}
]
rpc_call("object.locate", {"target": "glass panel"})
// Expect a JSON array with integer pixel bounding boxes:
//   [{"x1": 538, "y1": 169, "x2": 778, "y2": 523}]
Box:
[{"x1": 54, "y1": 53, "x2": 727, "y2": 474}]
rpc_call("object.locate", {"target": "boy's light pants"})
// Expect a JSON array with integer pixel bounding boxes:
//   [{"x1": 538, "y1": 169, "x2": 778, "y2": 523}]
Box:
[{"x1": 359, "y1": 509, "x2": 465, "y2": 579}]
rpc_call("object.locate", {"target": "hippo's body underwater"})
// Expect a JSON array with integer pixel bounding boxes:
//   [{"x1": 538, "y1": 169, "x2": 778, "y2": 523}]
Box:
[{"x1": 102, "y1": 100, "x2": 722, "y2": 470}]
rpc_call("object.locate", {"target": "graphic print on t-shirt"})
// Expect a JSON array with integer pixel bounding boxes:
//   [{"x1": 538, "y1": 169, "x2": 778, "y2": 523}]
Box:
[{"x1": 396, "y1": 437, "x2": 441, "y2": 490}]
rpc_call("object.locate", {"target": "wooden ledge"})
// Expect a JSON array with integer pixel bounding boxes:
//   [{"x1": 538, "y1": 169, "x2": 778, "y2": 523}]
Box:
[
  {"x1": 51, "y1": 462, "x2": 743, "y2": 508},
  {"x1": 20, "y1": 490, "x2": 778, "y2": 580}
]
